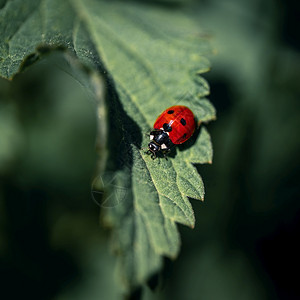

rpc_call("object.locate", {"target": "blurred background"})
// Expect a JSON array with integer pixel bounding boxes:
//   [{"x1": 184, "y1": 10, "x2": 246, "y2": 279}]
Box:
[{"x1": 0, "y1": 0, "x2": 299, "y2": 299}]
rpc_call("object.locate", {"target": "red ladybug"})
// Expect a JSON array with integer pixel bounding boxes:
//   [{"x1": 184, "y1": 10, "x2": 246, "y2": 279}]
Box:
[{"x1": 148, "y1": 105, "x2": 196, "y2": 158}]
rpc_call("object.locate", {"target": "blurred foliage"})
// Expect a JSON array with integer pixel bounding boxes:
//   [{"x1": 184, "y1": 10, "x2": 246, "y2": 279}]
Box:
[
  {"x1": 0, "y1": 0, "x2": 300, "y2": 300},
  {"x1": 0, "y1": 49, "x2": 105, "y2": 299}
]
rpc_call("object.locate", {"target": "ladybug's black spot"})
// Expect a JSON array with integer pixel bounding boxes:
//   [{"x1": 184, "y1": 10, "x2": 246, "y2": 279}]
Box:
[
  {"x1": 163, "y1": 123, "x2": 172, "y2": 132},
  {"x1": 182, "y1": 133, "x2": 187, "y2": 140},
  {"x1": 180, "y1": 118, "x2": 186, "y2": 126},
  {"x1": 167, "y1": 110, "x2": 174, "y2": 114}
]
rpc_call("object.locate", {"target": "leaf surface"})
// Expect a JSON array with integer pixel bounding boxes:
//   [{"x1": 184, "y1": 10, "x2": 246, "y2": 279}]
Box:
[{"x1": 0, "y1": 0, "x2": 216, "y2": 291}]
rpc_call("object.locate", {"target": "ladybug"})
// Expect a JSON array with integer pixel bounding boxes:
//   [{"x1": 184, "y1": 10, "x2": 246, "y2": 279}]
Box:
[{"x1": 147, "y1": 105, "x2": 196, "y2": 159}]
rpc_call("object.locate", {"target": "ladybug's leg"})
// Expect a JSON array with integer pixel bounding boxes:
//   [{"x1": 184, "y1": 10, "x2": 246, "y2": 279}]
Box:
[
  {"x1": 162, "y1": 149, "x2": 171, "y2": 160},
  {"x1": 151, "y1": 152, "x2": 156, "y2": 160}
]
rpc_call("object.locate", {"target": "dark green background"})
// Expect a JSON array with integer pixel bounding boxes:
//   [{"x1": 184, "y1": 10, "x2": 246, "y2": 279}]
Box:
[{"x1": 0, "y1": 0, "x2": 299, "y2": 299}]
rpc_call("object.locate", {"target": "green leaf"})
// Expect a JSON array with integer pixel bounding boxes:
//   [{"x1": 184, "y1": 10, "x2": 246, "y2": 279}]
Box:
[{"x1": 0, "y1": 0, "x2": 216, "y2": 292}]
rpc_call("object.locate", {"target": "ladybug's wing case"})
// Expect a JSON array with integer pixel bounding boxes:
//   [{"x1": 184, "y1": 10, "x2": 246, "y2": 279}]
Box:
[
  {"x1": 169, "y1": 108, "x2": 195, "y2": 144},
  {"x1": 153, "y1": 105, "x2": 180, "y2": 130},
  {"x1": 153, "y1": 105, "x2": 196, "y2": 145}
]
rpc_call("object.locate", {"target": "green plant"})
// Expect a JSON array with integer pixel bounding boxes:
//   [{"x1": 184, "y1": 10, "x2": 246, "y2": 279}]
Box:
[{"x1": 0, "y1": 0, "x2": 215, "y2": 295}]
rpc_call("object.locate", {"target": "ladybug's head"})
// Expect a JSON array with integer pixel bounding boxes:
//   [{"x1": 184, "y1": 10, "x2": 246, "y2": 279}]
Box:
[{"x1": 148, "y1": 141, "x2": 160, "y2": 154}]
